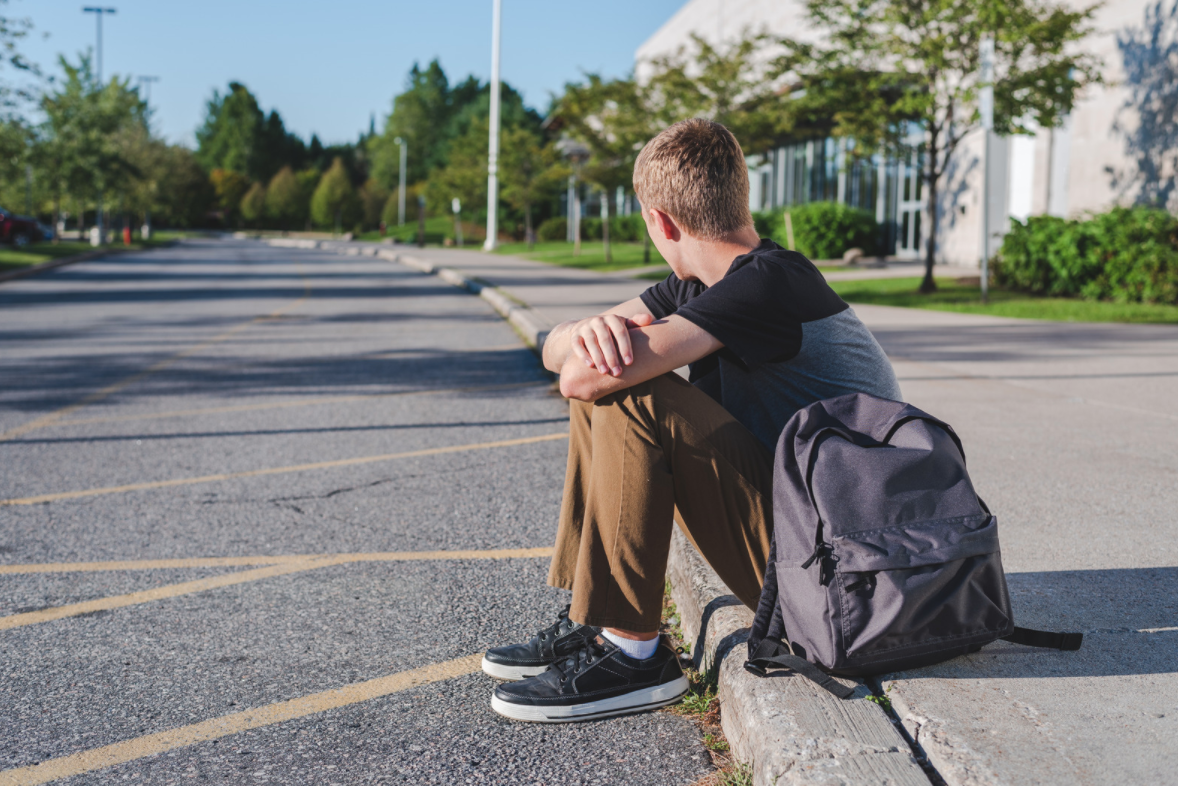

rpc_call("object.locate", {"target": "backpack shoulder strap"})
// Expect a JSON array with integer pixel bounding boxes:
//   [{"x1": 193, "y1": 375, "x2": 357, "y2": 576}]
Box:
[
  {"x1": 744, "y1": 639, "x2": 856, "y2": 699},
  {"x1": 1003, "y1": 626, "x2": 1083, "y2": 651}
]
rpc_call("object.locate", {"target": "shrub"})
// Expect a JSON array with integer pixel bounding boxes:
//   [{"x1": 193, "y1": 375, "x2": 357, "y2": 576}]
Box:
[
  {"x1": 994, "y1": 207, "x2": 1178, "y2": 304},
  {"x1": 581, "y1": 218, "x2": 602, "y2": 241},
  {"x1": 772, "y1": 202, "x2": 880, "y2": 260},
  {"x1": 752, "y1": 209, "x2": 784, "y2": 239},
  {"x1": 537, "y1": 217, "x2": 567, "y2": 241},
  {"x1": 611, "y1": 214, "x2": 646, "y2": 242}
]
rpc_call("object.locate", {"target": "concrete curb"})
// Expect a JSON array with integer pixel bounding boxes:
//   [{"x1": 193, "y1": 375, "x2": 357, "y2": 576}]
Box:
[
  {"x1": 666, "y1": 530, "x2": 931, "y2": 785},
  {"x1": 262, "y1": 236, "x2": 934, "y2": 784}
]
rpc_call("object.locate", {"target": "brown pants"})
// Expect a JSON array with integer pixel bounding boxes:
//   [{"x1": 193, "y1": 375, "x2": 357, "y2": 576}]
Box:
[{"x1": 547, "y1": 373, "x2": 774, "y2": 632}]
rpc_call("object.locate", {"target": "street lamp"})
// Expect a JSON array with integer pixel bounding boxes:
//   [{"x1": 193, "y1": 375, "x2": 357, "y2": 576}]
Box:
[
  {"x1": 83, "y1": 7, "x2": 117, "y2": 83},
  {"x1": 138, "y1": 76, "x2": 160, "y2": 240},
  {"x1": 83, "y1": 6, "x2": 116, "y2": 245},
  {"x1": 137, "y1": 75, "x2": 159, "y2": 104},
  {"x1": 393, "y1": 136, "x2": 407, "y2": 226},
  {"x1": 483, "y1": 0, "x2": 502, "y2": 251}
]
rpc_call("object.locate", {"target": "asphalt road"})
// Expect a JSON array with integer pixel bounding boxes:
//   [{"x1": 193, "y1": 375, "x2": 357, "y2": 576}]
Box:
[{"x1": 0, "y1": 239, "x2": 712, "y2": 785}]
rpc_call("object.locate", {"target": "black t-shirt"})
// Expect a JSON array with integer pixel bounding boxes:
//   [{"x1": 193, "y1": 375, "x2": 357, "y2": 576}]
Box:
[
  {"x1": 640, "y1": 239, "x2": 849, "y2": 381},
  {"x1": 639, "y1": 239, "x2": 902, "y2": 449}
]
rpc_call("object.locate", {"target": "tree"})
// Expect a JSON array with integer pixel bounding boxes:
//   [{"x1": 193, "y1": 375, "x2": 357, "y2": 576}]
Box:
[
  {"x1": 369, "y1": 60, "x2": 453, "y2": 189},
  {"x1": 358, "y1": 178, "x2": 389, "y2": 230},
  {"x1": 778, "y1": 0, "x2": 1101, "y2": 292},
  {"x1": 265, "y1": 166, "x2": 304, "y2": 229},
  {"x1": 643, "y1": 31, "x2": 785, "y2": 153},
  {"x1": 558, "y1": 75, "x2": 654, "y2": 262},
  {"x1": 239, "y1": 181, "x2": 266, "y2": 226},
  {"x1": 210, "y1": 168, "x2": 250, "y2": 224},
  {"x1": 368, "y1": 59, "x2": 541, "y2": 193},
  {"x1": 310, "y1": 157, "x2": 359, "y2": 231},
  {"x1": 38, "y1": 55, "x2": 145, "y2": 229},
  {"x1": 0, "y1": 1, "x2": 39, "y2": 112},
  {"x1": 196, "y1": 82, "x2": 305, "y2": 182},
  {"x1": 499, "y1": 127, "x2": 568, "y2": 249},
  {"x1": 426, "y1": 117, "x2": 489, "y2": 228},
  {"x1": 151, "y1": 146, "x2": 214, "y2": 228}
]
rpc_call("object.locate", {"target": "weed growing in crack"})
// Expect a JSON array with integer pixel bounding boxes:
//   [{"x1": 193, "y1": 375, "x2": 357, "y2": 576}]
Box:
[{"x1": 661, "y1": 583, "x2": 751, "y2": 785}]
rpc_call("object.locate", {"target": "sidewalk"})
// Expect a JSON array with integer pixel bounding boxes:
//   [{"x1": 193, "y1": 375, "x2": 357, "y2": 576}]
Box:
[{"x1": 283, "y1": 239, "x2": 1178, "y2": 785}]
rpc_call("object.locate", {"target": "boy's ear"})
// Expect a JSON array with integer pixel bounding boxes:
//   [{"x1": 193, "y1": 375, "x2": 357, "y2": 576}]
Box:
[{"x1": 647, "y1": 208, "x2": 681, "y2": 242}]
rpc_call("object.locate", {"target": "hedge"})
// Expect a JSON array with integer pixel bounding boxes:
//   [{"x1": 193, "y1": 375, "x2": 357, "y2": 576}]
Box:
[
  {"x1": 764, "y1": 202, "x2": 880, "y2": 260},
  {"x1": 994, "y1": 207, "x2": 1178, "y2": 304},
  {"x1": 537, "y1": 217, "x2": 567, "y2": 241}
]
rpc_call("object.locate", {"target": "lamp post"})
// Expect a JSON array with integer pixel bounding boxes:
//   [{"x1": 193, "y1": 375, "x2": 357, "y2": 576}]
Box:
[
  {"x1": 483, "y1": 0, "x2": 502, "y2": 251},
  {"x1": 137, "y1": 75, "x2": 159, "y2": 104},
  {"x1": 138, "y1": 76, "x2": 160, "y2": 240},
  {"x1": 979, "y1": 34, "x2": 994, "y2": 304},
  {"x1": 393, "y1": 136, "x2": 407, "y2": 226},
  {"x1": 83, "y1": 6, "x2": 116, "y2": 245},
  {"x1": 83, "y1": 7, "x2": 116, "y2": 82}
]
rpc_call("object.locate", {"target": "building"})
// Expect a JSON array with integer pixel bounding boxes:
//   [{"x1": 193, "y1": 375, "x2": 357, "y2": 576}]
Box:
[{"x1": 637, "y1": 0, "x2": 1170, "y2": 264}]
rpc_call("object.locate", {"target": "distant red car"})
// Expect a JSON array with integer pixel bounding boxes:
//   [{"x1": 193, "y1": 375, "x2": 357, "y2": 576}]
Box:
[{"x1": 0, "y1": 208, "x2": 41, "y2": 247}]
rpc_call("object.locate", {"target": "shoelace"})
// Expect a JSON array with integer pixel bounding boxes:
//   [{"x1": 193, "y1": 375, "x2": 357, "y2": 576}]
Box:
[
  {"x1": 550, "y1": 636, "x2": 611, "y2": 682},
  {"x1": 533, "y1": 605, "x2": 575, "y2": 646}
]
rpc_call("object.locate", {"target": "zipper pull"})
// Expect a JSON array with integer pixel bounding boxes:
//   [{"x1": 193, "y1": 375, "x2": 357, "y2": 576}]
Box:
[{"x1": 800, "y1": 541, "x2": 831, "y2": 569}]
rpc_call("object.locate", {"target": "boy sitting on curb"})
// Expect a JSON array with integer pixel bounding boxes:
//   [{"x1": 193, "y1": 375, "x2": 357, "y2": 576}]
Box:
[{"x1": 483, "y1": 118, "x2": 902, "y2": 722}]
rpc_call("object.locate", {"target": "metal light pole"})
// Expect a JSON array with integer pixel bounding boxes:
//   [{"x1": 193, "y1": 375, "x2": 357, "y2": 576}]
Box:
[
  {"x1": 394, "y1": 136, "x2": 407, "y2": 226},
  {"x1": 979, "y1": 34, "x2": 995, "y2": 304},
  {"x1": 138, "y1": 75, "x2": 159, "y2": 104},
  {"x1": 138, "y1": 76, "x2": 160, "y2": 240},
  {"x1": 83, "y1": 7, "x2": 116, "y2": 82},
  {"x1": 483, "y1": 0, "x2": 502, "y2": 251},
  {"x1": 84, "y1": 7, "x2": 116, "y2": 245}
]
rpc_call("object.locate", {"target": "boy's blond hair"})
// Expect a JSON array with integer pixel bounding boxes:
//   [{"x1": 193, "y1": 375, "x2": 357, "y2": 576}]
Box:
[{"x1": 632, "y1": 119, "x2": 753, "y2": 240}]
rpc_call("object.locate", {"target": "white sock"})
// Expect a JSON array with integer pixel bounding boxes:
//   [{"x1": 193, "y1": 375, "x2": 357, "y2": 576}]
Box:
[{"x1": 601, "y1": 630, "x2": 659, "y2": 660}]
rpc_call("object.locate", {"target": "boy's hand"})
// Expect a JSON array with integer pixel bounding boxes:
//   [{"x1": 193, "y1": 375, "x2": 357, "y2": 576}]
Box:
[{"x1": 569, "y1": 313, "x2": 655, "y2": 377}]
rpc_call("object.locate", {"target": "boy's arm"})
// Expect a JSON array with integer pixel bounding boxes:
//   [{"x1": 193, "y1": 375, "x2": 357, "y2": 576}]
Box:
[
  {"x1": 557, "y1": 315, "x2": 722, "y2": 401},
  {"x1": 541, "y1": 296, "x2": 655, "y2": 376}
]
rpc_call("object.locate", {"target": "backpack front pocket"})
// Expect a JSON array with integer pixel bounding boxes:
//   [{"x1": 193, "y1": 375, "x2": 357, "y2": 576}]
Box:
[{"x1": 830, "y1": 515, "x2": 1012, "y2": 667}]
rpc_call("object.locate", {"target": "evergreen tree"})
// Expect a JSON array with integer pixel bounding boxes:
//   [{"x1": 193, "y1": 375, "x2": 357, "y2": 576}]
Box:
[{"x1": 196, "y1": 82, "x2": 305, "y2": 182}]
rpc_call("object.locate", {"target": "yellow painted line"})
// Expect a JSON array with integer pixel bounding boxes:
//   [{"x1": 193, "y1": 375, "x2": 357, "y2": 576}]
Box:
[
  {"x1": 0, "y1": 287, "x2": 312, "y2": 444},
  {"x1": 0, "y1": 432, "x2": 569, "y2": 507},
  {"x1": 0, "y1": 559, "x2": 330, "y2": 630},
  {"x1": 0, "y1": 546, "x2": 555, "y2": 575},
  {"x1": 0, "y1": 654, "x2": 482, "y2": 786},
  {"x1": 0, "y1": 548, "x2": 554, "y2": 629},
  {"x1": 50, "y1": 381, "x2": 545, "y2": 429}
]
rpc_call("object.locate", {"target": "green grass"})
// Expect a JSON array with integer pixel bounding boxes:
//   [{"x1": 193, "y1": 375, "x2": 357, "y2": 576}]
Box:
[
  {"x1": 0, "y1": 235, "x2": 185, "y2": 271},
  {"x1": 494, "y1": 240, "x2": 669, "y2": 273},
  {"x1": 829, "y1": 276, "x2": 1178, "y2": 324},
  {"x1": 0, "y1": 241, "x2": 94, "y2": 269},
  {"x1": 356, "y1": 216, "x2": 459, "y2": 244}
]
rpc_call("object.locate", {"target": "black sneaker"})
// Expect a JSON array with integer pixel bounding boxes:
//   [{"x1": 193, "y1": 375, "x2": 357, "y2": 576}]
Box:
[
  {"x1": 490, "y1": 633, "x2": 689, "y2": 722},
  {"x1": 481, "y1": 605, "x2": 598, "y2": 681}
]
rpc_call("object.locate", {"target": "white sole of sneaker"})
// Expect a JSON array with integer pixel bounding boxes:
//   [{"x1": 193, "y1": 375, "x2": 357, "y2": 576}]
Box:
[
  {"x1": 480, "y1": 656, "x2": 549, "y2": 681},
  {"x1": 490, "y1": 675, "x2": 690, "y2": 723}
]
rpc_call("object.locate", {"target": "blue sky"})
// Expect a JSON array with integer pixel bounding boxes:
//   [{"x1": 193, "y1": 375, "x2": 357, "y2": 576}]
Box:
[{"x1": 18, "y1": 0, "x2": 685, "y2": 147}]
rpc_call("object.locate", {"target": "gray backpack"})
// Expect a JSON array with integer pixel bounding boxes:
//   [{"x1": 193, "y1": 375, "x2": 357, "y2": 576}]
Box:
[{"x1": 745, "y1": 393, "x2": 1081, "y2": 698}]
